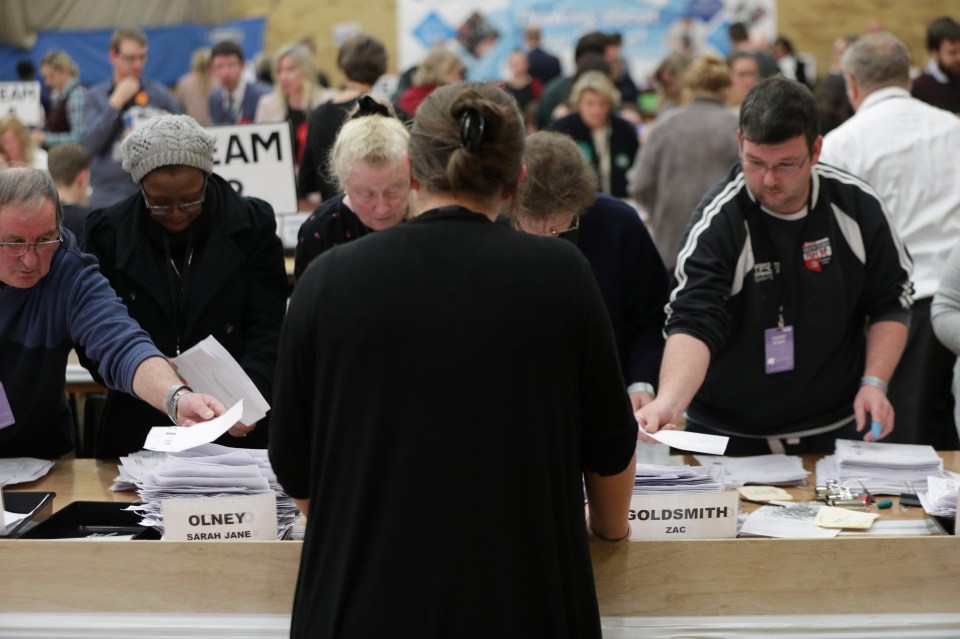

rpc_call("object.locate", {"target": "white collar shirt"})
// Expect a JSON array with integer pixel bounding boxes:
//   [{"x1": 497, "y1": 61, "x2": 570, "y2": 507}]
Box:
[{"x1": 820, "y1": 85, "x2": 960, "y2": 298}]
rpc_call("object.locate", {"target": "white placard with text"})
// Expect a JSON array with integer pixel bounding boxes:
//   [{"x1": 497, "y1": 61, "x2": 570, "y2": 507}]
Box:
[
  {"x1": 162, "y1": 492, "x2": 277, "y2": 542},
  {"x1": 0, "y1": 82, "x2": 42, "y2": 126},
  {"x1": 628, "y1": 490, "x2": 739, "y2": 540},
  {"x1": 207, "y1": 121, "x2": 298, "y2": 214}
]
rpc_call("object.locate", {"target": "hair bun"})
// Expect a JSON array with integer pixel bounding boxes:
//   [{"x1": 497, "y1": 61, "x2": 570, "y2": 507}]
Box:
[{"x1": 353, "y1": 94, "x2": 392, "y2": 119}]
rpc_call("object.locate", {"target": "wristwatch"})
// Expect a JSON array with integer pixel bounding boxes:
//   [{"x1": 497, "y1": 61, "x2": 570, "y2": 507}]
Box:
[{"x1": 166, "y1": 384, "x2": 193, "y2": 426}]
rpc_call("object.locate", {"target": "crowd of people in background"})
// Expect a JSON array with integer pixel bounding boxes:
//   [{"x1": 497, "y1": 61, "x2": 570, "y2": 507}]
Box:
[{"x1": 3, "y1": 14, "x2": 960, "y2": 634}]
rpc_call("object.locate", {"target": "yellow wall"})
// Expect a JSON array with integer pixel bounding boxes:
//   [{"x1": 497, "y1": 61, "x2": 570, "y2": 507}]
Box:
[{"x1": 229, "y1": 0, "x2": 960, "y2": 84}]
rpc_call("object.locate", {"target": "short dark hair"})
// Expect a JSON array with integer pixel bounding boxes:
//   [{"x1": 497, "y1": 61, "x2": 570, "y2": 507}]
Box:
[
  {"x1": 728, "y1": 22, "x2": 749, "y2": 44},
  {"x1": 15, "y1": 59, "x2": 36, "y2": 81},
  {"x1": 574, "y1": 31, "x2": 614, "y2": 65},
  {"x1": 47, "y1": 143, "x2": 91, "y2": 186},
  {"x1": 211, "y1": 40, "x2": 245, "y2": 62},
  {"x1": 739, "y1": 77, "x2": 819, "y2": 149},
  {"x1": 110, "y1": 27, "x2": 147, "y2": 53},
  {"x1": 926, "y1": 16, "x2": 960, "y2": 51},
  {"x1": 337, "y1": 34, "x2": 388, "y2": 85},
  {"x1": 408, "y1": 82, "x2": 524, "y2": 196},
  {"x1": 513, "y1": 131, "x2": 597, "y2": 220}
]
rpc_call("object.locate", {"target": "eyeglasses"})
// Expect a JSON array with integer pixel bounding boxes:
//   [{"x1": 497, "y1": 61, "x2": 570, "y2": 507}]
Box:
[
  {"x1": 742, "y1": 156, "x2": 809, "y2": 176},
  {"x1": 514, "y1": 215, "x2": 580, "y2": 237},
  {"x1": 118, "y1": 53, "x2": 147, "y2": 64},
  {"x1": 0, "y1": 233, "x2": 63, "y2": 258},
  {"x1": 141, "y1": 178, "x2": 207, "y2": 216}
]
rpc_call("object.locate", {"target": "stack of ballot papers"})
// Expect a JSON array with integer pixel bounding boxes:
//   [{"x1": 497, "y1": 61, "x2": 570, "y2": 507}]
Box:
[
  {"x1": 633, "y1": 463, "x2": 734, "y2": 494},
  {"x1": 919, "y1": 475, "x2": 960, "y2": 518},
  {"x1": 693, "y1": 454, "x2": 809, "y2": 486},
  {"x1": 121, "y1": 444, "x2": 300, "y2": 539},
  {"x1": 816, "y1": 439, "x2": 944, "y2": 495}
]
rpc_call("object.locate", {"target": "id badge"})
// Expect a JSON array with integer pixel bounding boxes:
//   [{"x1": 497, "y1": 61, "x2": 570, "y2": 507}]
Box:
[
  {"x1": 764, "y1": 326, "x2": 795, "y2": 374},
  {"x1": 0, "y1": 382, "x2": 15, "y2": 429}
]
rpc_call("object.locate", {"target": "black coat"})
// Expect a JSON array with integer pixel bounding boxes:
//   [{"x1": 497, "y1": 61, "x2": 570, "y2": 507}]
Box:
[
  {"x1": 548, "y1": 112, "x2": 639, "y2": 199},
  {"x1": 82, "y1": 173, "x2": 288, "y2": 457}
]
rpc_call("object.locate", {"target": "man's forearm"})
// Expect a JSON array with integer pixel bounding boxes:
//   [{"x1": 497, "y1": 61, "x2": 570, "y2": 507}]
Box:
[
  {"x1": 863, "y1": 320, "x2": 909, "y2": 383},
  {"x1": 656, "y1": 333, "x2": 712, "y2": 415},
  {"x1": 131, "y1": 356, "x2": 185, "y2": 416}
]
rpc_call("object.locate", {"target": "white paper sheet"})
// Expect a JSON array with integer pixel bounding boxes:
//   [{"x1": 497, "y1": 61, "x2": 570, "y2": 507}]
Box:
[
  {"x1": 645, "y1": 429, "x2": 729, "y2": 455},
  {"x1": 143, "y1": 401, "x2": 243, "y2": 453}
]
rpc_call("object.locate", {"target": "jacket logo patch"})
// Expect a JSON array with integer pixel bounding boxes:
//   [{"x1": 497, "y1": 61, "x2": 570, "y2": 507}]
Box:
[
  {"x1": 753, "y1": 262, "x2": 780, "y2": 282},
  {"x1": 803, "y1": 238, "x2": 832, "y2": 272}
]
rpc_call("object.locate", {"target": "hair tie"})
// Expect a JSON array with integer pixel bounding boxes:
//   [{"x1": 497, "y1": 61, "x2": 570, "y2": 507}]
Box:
[
  {"x1": 353, "y1": 94, "x2": 391, "y2": 119},
  {"x1": 459, "y1": 109, "x2": 485, "y2": 152}
]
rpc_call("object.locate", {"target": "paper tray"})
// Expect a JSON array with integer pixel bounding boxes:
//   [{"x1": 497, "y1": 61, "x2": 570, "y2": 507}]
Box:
[
  {"x1": 19, "y1": 501, "x2": 160, "y2": 540},
  {"x1": 1, "y1": 491, "x2": 56, "y2": 538},
  {"x1": 930, "y1": 514, "x2": 955, "y2": 536}
]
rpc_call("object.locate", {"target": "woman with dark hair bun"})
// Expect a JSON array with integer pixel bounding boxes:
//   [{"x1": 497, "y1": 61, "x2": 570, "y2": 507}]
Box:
[{"x1": 270, "y1": 82, "x2": 638, "y2": 638}]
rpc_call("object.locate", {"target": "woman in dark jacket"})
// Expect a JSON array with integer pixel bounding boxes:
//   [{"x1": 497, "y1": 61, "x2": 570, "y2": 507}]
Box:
[
  {"x1": 83, "y1": 114, "x2": 287, "y2": 458},
  {"x1": 548, "y1": 70, "x2": 639, "y2": 198}
]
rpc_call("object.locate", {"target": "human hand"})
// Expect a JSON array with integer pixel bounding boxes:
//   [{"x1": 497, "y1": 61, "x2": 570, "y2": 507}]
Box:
[
  {"x1": 634, "y1": 398, "x2": 682, "y2": 444},
  {"x1": 228, "y1": 420, "x2": 257, "y2": 438},
  {"x1": 109, "y1": 76, "x2": 141, "y2": 110},
  {"x1": 853, "y1": 385, "x2": 894, "y2": 441},
  {"x1": 176, "y1": 392, "x2": 226, "y2": 427},
  {"x1": 629, "y1": 390, "x2": 656, "y2": 413}
]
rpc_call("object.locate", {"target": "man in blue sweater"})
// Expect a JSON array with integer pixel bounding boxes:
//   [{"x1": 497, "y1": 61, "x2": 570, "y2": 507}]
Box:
[{"x1": 0, "y1": 167, "x2": 225, "y2": 458}]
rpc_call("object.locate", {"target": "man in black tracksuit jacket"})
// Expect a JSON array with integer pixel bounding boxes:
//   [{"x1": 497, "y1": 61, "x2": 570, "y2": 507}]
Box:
[{"x1": 637, "y1": 77, "x2": 913, "y2": 455}]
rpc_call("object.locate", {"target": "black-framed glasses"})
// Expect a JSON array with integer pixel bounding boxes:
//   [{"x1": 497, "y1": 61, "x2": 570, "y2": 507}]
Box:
[
  {"x1": 141, "y1": 177, "x2": 207, "y2": 216},
  {"x1": 0, "y1": 232, "x2": 63, "y2": 258}
]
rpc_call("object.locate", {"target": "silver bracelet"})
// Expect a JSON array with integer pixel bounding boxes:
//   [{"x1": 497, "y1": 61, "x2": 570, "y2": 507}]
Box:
[
  {"x1": 165, "y1": 384, "x2": 193, "y2": 426},
  {"x1": 627, "y1": 382, "x2": 656, "y2": 397},
  {"x1": 860, "y1": 376, "x2": 888, "y2": 395}
]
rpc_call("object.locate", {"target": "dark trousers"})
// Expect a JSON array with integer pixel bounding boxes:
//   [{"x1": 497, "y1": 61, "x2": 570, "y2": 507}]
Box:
[{"x1": 886, "y1": 297, "x2": 959, "y2": 449}]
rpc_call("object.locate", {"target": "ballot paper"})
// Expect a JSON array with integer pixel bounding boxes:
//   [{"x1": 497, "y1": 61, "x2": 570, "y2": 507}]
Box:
[
  {"x1": 126, "y1": 443, "x2": 300, "y2": 539},
  {"x1": 919, "y1": 474, "x2": 960, "y2": 518},
  {"x1": 739, "y1": 502, "x2": 840, "y2": 538},
  {"x1": 172, "y1": 336, "x2": 269, "y2": 426},
  {"x1": 0, "y1": 457, "x2": 54, "y2": 486},
  {"x1": 143, "y1": 401, "x2": 243, "y2": 452},
  {"x1": 814, "y1": 505, "x2": 878, "y2": 529},
  {"x1": 645, "y1": 429, "x2": 728, "y2": 455},
  {"x1": 817, "y1": 439, "x2": 944, "y2": 495},
  {"x1": 694, "y1": 454, "x2": 809, "y2": 486},
  {"x1": 633, "y1": 463, "x2": 734, "y2": 494}
]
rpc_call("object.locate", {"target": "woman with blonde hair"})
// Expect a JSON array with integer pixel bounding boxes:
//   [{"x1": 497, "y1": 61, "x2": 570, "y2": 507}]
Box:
[
  {"x1": 548, "y1": 70, "x2": 638, "y2": 197},
  {"x1": 255, "y1": 43, "x2": 332, "y2": 167},
  {"x1": 270, "y1": 82, "x2": 637, "y2": 637},
  {"x1": 0, "y1": 114, "x2": 47, "y2": 169},
  {"x1": 36, "y1": 50, "x2": 86, "y2": 147},
  {"x1": 396, "y1": 47, "x2": 464, "y2": 116},
  {"x1": 294, "y1": 95, "x2": 410, "y2": 279},
  {"x1": 628, "y1": 53, "x2": 739, "y2": 269}
]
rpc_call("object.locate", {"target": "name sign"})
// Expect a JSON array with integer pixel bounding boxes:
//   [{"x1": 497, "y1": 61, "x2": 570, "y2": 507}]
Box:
[
  {"x1": 207, "y1": 122, "x2": 298, "y2": 214},
  {"x1": 628, "y1": 490, "x2": 738, "y2": 540},
  {"x1": 0, "y1": 82, "x2": 42, "y2": 127},
  {"x1": 162, "y1": 492, "x2": 277, "y2": 542}
]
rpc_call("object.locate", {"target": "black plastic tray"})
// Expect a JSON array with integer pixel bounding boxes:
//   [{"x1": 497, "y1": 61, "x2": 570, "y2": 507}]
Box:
[
  {"x1": 19, "y1": 501, "x2": 159, "y2": 540},
  {"x1": 1, "y1": 491, "x2": 56, "y2": 538}
]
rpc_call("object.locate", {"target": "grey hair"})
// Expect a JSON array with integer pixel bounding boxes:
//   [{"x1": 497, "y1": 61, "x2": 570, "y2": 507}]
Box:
[
  {"x1": 840, "y1": 32, "x2": 911, "y2": 93},
  {"x1": 0, "y1": 167, "x2": 63, "y2": 228}
]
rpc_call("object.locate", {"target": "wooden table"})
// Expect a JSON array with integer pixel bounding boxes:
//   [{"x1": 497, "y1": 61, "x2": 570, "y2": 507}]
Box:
[{"x1": 2, "y1": 455, "x2": 959, "y2": 621}]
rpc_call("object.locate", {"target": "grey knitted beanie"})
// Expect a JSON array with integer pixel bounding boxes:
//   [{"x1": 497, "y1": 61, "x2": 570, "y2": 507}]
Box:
[{"x1": 121, "y1": 114, "x2": 216, "y2": 183}]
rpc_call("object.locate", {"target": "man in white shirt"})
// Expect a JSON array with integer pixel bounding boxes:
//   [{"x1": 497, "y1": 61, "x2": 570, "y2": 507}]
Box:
[
  {"x1": 821, "y1": 32, "x2": 960, "y2": 449},
  {"x1": 208, "y1": 41, "x2": 271, "y2": 125}
]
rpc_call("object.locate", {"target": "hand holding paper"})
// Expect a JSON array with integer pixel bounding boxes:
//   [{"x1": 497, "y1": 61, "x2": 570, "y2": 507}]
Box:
[{"x1": 144, "y1": 401, "x2": 244, "y2": 453}]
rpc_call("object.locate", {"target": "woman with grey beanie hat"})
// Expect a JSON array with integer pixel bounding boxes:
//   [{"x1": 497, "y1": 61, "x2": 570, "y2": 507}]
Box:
[{"x1": 81, "y1": 114, "x2": 288, "y2": 458}]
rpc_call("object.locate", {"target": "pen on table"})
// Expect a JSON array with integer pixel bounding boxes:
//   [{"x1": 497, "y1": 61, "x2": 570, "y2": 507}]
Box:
[{"x1": 856, "y1": 479, "x2": 873, "y2": 506}]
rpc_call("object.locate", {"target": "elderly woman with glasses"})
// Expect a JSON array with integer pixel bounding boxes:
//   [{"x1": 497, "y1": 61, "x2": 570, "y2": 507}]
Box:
[
  {"x1": 82, "y1": 114, "x2": 287, "y2": 458},
  {"x1": 507, "y1": 131, "x2": 669, "y2": 411}
]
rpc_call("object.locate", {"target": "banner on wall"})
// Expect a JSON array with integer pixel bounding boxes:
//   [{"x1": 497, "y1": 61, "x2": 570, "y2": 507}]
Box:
[{"x1": 398, "y1": 0, "x2": 775, "y2": 93}]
